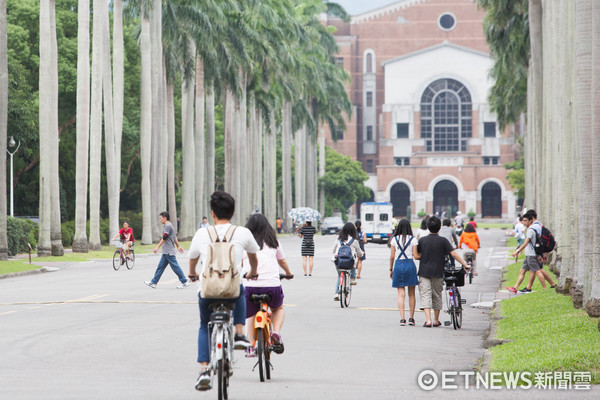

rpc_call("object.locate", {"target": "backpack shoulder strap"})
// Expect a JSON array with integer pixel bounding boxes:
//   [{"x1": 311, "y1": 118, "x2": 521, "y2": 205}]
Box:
[
  {"x1": 223, "y1": 225, "x2": 237, "y2": 243},
  {"x1": 348, "y1": 238, "x2": 354, "y2": 246},
  {"x1": 207, "y1": 226, "x2": 219, "y2": 243}
]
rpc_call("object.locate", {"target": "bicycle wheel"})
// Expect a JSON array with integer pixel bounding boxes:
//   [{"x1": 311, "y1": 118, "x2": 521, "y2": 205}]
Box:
[
  {"x1": 113, "y1": 250, "x2": 121, "y2": 271},
  {"x1": 339, "y1": 272, "x2": 345, "y2": 308},
  {"x1": 468, "y1": 261, "x2": 473, "y2": 284},
  {"x1": 256, "y1": 327, "x2": 265, "y2": 382},
  {"x1": 126, "y1": 250, "x2": 135, "y2": 269},
  {"x1": 264, "y1": 328, "x2": 271, "y2": 380},
  {"x1": 217, "y1": 359, "x2": 225, "y2": 400},
  {"x1": 455, "y1": 291, "x2": 463, "y2": 329},
  {"x1": 343, "y1": 272, "x2": 352, "y2": 307}
]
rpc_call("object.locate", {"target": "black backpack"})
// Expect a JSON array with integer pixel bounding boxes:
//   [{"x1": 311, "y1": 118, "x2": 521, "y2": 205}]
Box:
[{"x1": 533, "y1": 223, "x2": 556, "y2": 256}]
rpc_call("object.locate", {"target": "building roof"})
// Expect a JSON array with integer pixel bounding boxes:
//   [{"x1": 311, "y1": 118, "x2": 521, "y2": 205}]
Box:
[
  {"x1": 351, "y1": 0, "x2": 432, "y2": 23},
  {"x1": 381, "y1": 41, "x2": 489, "y2": 67}
]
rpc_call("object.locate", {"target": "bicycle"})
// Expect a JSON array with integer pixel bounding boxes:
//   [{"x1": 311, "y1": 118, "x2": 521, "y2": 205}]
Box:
[
  {"x1": 203, "y1": 302, "x2": 235, "y2": 400},
  {"x1": 112, "y1": 241, "x2": 135, "y2": 270},
  {"x1": 248, "y1": 274, "x2": 293, "y2": 382},
  {"x1": 337, "y1": 266, "x2": 353, "y2": 308},
  {"x1": 464, "y1": 251, "x2": 474, "y2": 284},
  {"x1": 443, "y1": 256, "x2": 466, "y2": 330}
]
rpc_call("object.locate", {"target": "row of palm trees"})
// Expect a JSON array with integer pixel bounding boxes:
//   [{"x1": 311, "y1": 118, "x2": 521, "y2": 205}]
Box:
[
  {"x1": 17, "y1": 0, "x2": 352, "y2": 257},
  {"x1": 525, "y1": 0, "x2": 600, "y2": 318}
]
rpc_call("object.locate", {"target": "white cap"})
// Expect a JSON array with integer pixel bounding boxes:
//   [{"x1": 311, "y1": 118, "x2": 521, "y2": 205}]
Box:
[{"x1": 457, "y1": 211, "x2": 462, "y2": 215}]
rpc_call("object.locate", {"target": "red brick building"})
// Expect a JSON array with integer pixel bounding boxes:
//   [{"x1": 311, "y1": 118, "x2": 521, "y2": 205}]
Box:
[{"x1": 324, "y1": 0, "x2": 517, "y2": 220}]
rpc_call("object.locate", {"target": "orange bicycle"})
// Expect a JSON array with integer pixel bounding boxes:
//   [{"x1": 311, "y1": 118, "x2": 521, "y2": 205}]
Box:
[{"x1": 248, "y1": 274, "x2": 293, "y2": 382}]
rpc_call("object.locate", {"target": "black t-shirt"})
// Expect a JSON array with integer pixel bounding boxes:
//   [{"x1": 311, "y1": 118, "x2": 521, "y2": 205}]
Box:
[{"x1": 417, "y1": 233, "x2": 454, "y2": 278}]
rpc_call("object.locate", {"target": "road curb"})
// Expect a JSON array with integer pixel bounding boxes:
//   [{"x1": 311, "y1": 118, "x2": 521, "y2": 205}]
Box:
[{"x1": 0, "y1": 266, "x2": 48, "y2": 280}]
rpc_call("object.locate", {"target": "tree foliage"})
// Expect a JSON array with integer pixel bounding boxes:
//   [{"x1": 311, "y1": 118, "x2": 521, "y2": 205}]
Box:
[
  {"x1": 319, "y1": 146, "x2": 369, "y2": 218},
  {"x1": 477, "y1": 0, "x2": 529, "y2": 130}
]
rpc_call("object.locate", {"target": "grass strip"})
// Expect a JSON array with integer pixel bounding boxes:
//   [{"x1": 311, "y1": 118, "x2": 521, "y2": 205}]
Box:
[
  {"x1": 490, "y1": 261, "x2": 600, "y2": 384},
  {"x1": 0, "y1": 260, "x2": 45, "y2": 275}
]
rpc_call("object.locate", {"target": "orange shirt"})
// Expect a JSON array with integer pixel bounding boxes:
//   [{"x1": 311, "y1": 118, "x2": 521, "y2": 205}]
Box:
[{"x1": 459, "y1": 232, "x2": 480, "y2": 252}]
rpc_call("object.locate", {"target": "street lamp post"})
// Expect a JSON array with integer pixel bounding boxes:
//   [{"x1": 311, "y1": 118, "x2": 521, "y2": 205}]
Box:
[{"x1": 7, "y1": 136, "x2": 20, "y2": 217}]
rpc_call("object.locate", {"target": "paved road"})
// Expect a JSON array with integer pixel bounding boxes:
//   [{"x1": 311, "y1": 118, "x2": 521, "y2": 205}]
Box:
[{"x1": 0, "y1": 229, "x2": 596, "y2": 399}]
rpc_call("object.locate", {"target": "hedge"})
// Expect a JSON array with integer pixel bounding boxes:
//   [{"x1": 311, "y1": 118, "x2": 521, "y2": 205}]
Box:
[{"x1": 7, "y1": 217, "x2": 38, "y2": 256}]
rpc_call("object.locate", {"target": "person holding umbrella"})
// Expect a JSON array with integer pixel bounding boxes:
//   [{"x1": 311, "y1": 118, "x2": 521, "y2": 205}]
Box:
[{"x1": 299, "y1": 220, "x2": 317, "y2": 276}]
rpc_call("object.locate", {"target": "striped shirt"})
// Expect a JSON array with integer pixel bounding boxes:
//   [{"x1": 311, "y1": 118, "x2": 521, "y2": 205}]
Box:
[{"x1": 300, "y1": 226, "x2": 317, "y2": 256}]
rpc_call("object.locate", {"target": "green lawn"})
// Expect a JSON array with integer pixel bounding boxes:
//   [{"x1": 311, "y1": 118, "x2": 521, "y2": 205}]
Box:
[
  {"x1": 0, "y1": 260, "x2": 45, "y2": 275},
  {"x1": 490, "y1": 261, "x2": 600, "y2": 384}
]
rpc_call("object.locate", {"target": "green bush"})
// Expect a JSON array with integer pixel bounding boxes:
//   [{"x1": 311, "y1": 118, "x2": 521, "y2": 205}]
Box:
[
  {"x1": 468, "y1": 209, "x2": 476, "y2": 218},
  {"x1": 61, "y1": 220, "x2": 76, "y2": 247},
  {"x1": 7, "y1": 217, "x2": 37, "y2": 256},
  {"x1": 417, "y1": 209, "x2": 426, "y2": 218}
]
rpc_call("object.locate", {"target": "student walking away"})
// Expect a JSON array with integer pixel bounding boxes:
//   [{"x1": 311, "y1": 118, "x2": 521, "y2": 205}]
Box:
[
  {"x1": 355, "y1": 220, "x2": 367, "y2": 279},
  {"x1": 459, "y1": 223, "x2": 480, "y2": 276},
  {"x1": 299, "y1": 221, "x2": 317, "y2": 276},
  {"x1": 439, "y1": 219, "x2": 458, "y2": 249},
  {"x1": 198, "y1": 216, "x2": 209, "y2": 229},
  {"x1": 389, "y1": 219, "x2": 419, "y2": 326},
  {"x1": 332, "y1": 222, "x2": 364, "y2": 300},
  {"x1": 514, "y1": 217, "x2": 526, "y2": 247},
  {"x1": 187, "y1": 191, "x2": 260, "y2": 391},
  {"x1": 242, "y1": 214, "x2": 293, "y2": 358},
  {"x1": 468, "y1": 217, "x2": 478, "y2": 229},
  {"x1": 416, "y1": 216, "x2": 430, "y2": 240},
  {"x1": 414, "y1": 216, "x2": 469, "y2": 327},
  {"x1": 145, "y1": 212, "x2": 189, "y2": 289},
  {"x1": 506, "y1": 211, "x2": 556, "y2": 293}
]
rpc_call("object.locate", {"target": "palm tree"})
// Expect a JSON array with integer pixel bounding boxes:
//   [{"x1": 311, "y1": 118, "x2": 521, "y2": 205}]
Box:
[
  {"x1": 73, "y1": 0, "x2": 90, "y2": 253},
  {"x1": 195, "y1": 55, "x2": 205, "y2": 225},
  {"x1": 150, "y1": 0, "x2": 163, "y2": 242},
  {"x1": 0, "y1": 0, "x2": 8, "y2": 260},
  {"x1": 113, "y1": 0, "x2": 125, "y2": 231}
]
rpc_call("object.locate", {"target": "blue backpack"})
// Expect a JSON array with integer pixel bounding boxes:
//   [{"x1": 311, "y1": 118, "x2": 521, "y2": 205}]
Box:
[{"x1": 336, "y1": 238, "x2": 355, "y2": 269}]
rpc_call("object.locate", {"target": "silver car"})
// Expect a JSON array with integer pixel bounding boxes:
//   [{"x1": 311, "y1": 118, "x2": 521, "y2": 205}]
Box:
[{"x1": 321, "y1": 217, "x2": 344, "y2": 235}]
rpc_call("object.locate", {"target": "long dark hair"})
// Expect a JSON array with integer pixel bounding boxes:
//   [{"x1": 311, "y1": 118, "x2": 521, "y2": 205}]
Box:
[
  {"x1": 392, "y1": 219, "x2": 413, "y2": 245},
  {"x1": 338, "y1": 222, "x2": 358, "y2": 242},
  {"x1": 245, "y1": 214, "x2": 279, "y2": 250},
  {"x1": 420, "y1": 216, "x2": 430, "y2": 230},
  {"x1": 464, "y1": 223, "x2": 476, "y2": 233},
  {"x1": 355, "y1": 220, "x2": 362, "y2": 233}
]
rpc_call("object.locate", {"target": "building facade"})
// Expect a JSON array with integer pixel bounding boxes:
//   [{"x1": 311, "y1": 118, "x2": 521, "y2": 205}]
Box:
[{"x1": 325, "y1": 0, "x2": 518, "y2": 220}]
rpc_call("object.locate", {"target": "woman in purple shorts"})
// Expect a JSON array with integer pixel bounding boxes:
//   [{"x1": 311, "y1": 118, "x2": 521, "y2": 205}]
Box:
[{"x1": 242, "y1": 214, "x2": 293, "y2": 356}]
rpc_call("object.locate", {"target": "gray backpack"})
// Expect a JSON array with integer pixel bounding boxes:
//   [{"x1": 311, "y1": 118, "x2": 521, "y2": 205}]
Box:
[{"x1": 200, "y1": 225, "x2": 240, "y2": 299}]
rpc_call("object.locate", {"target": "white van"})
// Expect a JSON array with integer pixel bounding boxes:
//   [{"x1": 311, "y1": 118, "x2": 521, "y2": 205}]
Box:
[{"x1": 360, "y1": 202, "x2": 393, "y2": 243}]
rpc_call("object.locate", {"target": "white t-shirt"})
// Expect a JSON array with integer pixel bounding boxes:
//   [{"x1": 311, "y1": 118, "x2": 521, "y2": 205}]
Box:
[
  {"x1": 416, "y1": 229, "x2": 429, "y2": 240},
  {"x1": 391, "y1": 235, "x2": 417, "y2": 260},
  {"x1": 188, "y1": 223, "x2": 260, "y2": 288},
  {"x1": 242, "y1": 241, "x2": 286, "y2": 288},
  {"x1": 514, "y1": 222, "x2": 525, "y2": 239}
]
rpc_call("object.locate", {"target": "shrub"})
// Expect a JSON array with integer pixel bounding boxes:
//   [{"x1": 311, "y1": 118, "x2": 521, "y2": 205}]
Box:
[
  {"x1": 61, "y1": 220, "x2": 76, "y2": 247},
  {"x1": 468, "y1": 209, "x2": 476, "y2": 218},
  {"x1": 417, "y1": 209, "x2": 426, "y2": 218},
  {"x1": 7, "y1": 217, "x2": 37, "y2": 256}
]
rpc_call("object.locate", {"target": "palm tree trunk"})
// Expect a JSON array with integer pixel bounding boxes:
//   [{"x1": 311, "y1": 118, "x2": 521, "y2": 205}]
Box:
[
  {"x1": 586, "y1": 0, "x2": 600, "y2": 317},
  {"x1": 195, "y1": 56, "x2": 205, "y2": 226},
  {"x1": 101, "y1": 0, "x2": 118, "y2": 241},
  {"x1": 160, "y1": 56, "x2": 168, "y2": 215},
  {"x1": 48, "y1": 0, "x2": 63, "y2": 256},
  {"x1": 574, "y1": 0, "x2": 593, "y2": 308},
  {"x1": 139, "y1": 5, "x2": 152, "y2": 244},
  {"x1": 206, "y1": 84, "x2": 215, "y2": 196},
  {"x1": 167, "y1": 82, "x2": 177, "y2": 229},
  {"x1": 319, "y1": 129, "x2": 325, "y2": 217},
  {"x1": 294, "y1": 125, "x2": 304, "y2": 207},
  {"x1": 224, "y1": 89, "x2": 234, "y2": 194},
  {"x1": 0, "y1": 0, "x2": 8, "y2": 259},
  {"x1": 180, "y1": 53, "x2": 196, "y2": 240},
  {"x1": 253, "y1": 103, "x2": 263, "y2": 214},
  {"x1": 282, "y1": 101, "x2": 292, "y2": 232},
  {"x1": 150, "y1": 0, "x2": 163, "y2": 242},
  {"x1": 73, "y1": 0, "x2": 90, "y2": 253},
  {"x1": 264, "y1": 111, "x2": 276, "y2": 226},
  {"x1": 113, "y1": 0, "x2": 124, "y2": 225}
]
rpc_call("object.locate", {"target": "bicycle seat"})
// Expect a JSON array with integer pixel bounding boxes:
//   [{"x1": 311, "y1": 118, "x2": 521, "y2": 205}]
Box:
[
  {"x1": 210, "y1": 311, "x2": 231, "y2": 323},
  {"x1": 208, "y1": 302, "x2": 235, "y2": 312},
  {"x1": 249, "y1": 294, "x2": 271, "y2": 304}
]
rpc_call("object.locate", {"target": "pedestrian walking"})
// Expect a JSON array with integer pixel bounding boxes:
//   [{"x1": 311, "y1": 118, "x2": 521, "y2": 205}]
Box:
[
  {"x1": 416, "y1": 216, "x2": 430, "y2": 240},
  {"x1": 355, "y1": 220, "x2": 367, "y2": 279},
  {"x1": 299, "y1": 221, "x2": 317, "y2": 276},
  {"x1": 389, "y1": 219, "x2": 418, "y2": 326},
  {"x1": 145, "y1": 211, "x2": 189, "y2": 289}
]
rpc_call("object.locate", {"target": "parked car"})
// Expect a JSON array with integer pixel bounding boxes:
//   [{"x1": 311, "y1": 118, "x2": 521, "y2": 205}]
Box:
[{"x1": 321, "y1": 216, "x2": 344, "y2": 235}]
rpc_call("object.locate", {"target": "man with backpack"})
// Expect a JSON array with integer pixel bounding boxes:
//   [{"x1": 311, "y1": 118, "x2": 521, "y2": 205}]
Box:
[
  {"x1": 187, "y1": 191, "x2": 260, "y2": 391},
  {"x1": 505, "y1": 211, "x2": 555, "y2": 293}
]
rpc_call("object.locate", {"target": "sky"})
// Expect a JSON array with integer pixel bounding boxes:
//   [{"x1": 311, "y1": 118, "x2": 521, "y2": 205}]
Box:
[{"x1": 331, "y1": 0, "x2": 399, "y2": 15}]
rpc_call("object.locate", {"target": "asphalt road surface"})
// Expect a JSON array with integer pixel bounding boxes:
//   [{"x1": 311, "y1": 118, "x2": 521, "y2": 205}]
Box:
[{"x1": 1, "y1": 228, "x2": 596, "y2": 399}]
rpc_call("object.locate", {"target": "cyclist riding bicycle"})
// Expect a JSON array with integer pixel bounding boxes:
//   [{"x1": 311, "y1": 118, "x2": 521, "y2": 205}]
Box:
[
  {"x1": 112, "y1": 221, "x2": 134, "y2": 260},
  {"x1": 188, "y1": 191, "x2": 260, "y2": 391},
  {"x1": 242, "y1": 214, "x2": 293, "y2": 357},
  {"x1": 459, "y1": 223, "x2": 480, "y2": 276},
  {"x1": 331, "y1": 222, "x2": 364, "y2": 301}
]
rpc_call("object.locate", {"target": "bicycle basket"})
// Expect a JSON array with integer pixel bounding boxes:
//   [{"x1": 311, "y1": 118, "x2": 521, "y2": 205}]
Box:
[
  {"x1": 444, "y1": 267, "x2": 465, "y2": 287},
  {"x1": 116, "y1": 242, "x2": 122, "y2": 249}
]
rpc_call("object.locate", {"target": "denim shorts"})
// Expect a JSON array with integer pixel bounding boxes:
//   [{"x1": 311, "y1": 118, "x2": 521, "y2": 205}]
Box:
[{"x1": 245, "y1": 286, "x2": 285, "y2": 318}]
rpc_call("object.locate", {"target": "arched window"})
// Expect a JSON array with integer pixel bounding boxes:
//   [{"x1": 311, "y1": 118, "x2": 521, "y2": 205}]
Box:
[
  {"x1": 366, "y1": 53, "x2": 373, "y2": 73},
  {"x1": 420, "y1": 79, "x2": 472, "y2": 152}
]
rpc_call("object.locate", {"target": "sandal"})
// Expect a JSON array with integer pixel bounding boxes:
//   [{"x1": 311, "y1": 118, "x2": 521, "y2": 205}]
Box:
[
  {"x1": 433, "y1": 321, "x2": 442, "y2": 327},
  {"x1": 423, "y1": 322, "x2": 432, "y2": 328}
]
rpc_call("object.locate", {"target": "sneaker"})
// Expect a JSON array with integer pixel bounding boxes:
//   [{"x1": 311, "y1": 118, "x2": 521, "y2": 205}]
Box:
[
  {"x1": 245, "y1": 346, "x2": 256, "y2": 358},
  {"x1": 177, "y1": 280, "x2": 191, "y2": 289},
  {"x1": 505, "y1": 286, "x2": 517, "y2": 294},
  {"x1": 400, "y1": 319, "x2": 406, "y2": 326},
  {"x1": 145, "y1": 281, "x2": 156, "y2": 289},
  {"x1": 271, "y1": 331, "x2": 284, "y2": 354},
  {"x1": 194, "y1": 369, "x2": 211, "y2": 391},
  {"x1": 234, "y1": 334, "x2": 251, "y2": 350},
  {"x1": 518, "y1": 288, "x2": 532, "y2": 293},
  {"x1": 334, "y1": 295, "x2": 340, "y2": 301},
  {"x1": 550, "y1": 284, "x2": 557, "y2": 289},
  {"x1": 408, "y1": 318, "x2": 415, "y2": 326},
  {"x1": 351, "y1": 279, "x2": 357, "y2": 286}
]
